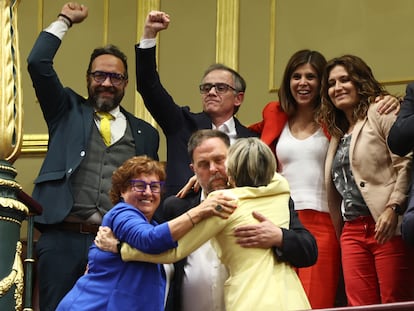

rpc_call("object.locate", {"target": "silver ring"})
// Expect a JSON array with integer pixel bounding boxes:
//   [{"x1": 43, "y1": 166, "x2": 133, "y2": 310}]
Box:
[{"x1": 215, "y1": 204, "x2": 223, "y2": 212}]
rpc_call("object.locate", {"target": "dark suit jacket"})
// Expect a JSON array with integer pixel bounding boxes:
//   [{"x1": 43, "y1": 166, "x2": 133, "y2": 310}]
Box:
[
  {"x1": 388, "y1": 82, "x2": 414, "y2": 245},
  {"x1": 135, "y1": 45, "x2": 258, "y2": 197},
  {"x1": 27, "y1": 31, "x2": 159, "y2": 226},
  {"x1": 161, "y1": 192, "x2": 318, "y2": 311}
]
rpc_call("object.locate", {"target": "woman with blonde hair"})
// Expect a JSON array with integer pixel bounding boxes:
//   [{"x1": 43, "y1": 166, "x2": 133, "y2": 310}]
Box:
[{"x1": 119, "y1": 138, "x2": 310, "y2": 311}]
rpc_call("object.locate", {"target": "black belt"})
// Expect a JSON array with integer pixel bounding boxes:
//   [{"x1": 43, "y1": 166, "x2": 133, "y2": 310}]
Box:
[{"x1": 49, "y1": 222, "x2": 100, "y2": 234}]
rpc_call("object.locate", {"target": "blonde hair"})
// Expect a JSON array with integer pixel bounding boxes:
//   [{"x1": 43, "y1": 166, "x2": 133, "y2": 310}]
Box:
[{"x1": 226, "y1": 138, "x2": 276, "y2": 187}]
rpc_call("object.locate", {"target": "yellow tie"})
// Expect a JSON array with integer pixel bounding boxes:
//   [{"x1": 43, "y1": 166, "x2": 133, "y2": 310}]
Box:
[{"x1": 96, "y1": 112, "x2": 114, "y2": 146}]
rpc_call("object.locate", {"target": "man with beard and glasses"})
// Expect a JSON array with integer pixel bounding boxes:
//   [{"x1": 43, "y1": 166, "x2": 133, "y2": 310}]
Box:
[
  {"x1": 27, "y1": 3, "x2": 159, "y2": 311},
  {"x1": 96, "y1": 130, "x2": 317, "y2": 311}
]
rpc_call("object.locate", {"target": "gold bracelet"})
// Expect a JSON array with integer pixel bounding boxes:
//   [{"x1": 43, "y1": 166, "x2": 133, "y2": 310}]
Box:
[{"x1": 186, "y1": 212, "x2": 195, "y2": 227}]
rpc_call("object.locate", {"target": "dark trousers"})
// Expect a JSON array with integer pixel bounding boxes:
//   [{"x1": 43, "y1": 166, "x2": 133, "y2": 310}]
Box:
[{"x1": 36, "y1": 229, "x2": 95, "y2": 311}]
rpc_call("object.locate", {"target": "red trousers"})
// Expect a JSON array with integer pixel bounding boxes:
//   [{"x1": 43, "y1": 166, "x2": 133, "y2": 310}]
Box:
[
  {"x1": 341, "y1": 216, "x2": 414, "y2": 306},
  {"x1": 297, "y1": 209, "x2": 341, "y2": 308}
]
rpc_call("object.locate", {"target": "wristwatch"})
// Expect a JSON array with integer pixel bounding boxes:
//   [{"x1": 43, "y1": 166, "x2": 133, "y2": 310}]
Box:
[
  {"x1": 116, "y1": 240, "x2": 123, "y2": 253},
  {"x1": 388, "y1": 204, "x2": 403, "y2": 215}
]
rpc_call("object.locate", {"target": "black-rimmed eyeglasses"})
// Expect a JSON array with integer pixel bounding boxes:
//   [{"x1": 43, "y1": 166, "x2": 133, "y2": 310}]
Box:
[
  {"x1": 130, "y1": 179, "x2": 164, "y2": 193},
  {"x1": 199, "y1": 83, "x2": 237, "y2": 94},
  {"x1": 88, "y1": 71, "x2": 127, "y2": 86}
]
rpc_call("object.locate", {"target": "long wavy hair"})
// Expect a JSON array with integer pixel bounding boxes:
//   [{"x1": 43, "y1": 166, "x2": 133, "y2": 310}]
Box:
[{"x1": 319, "y1": 55, "x2": 388, "y2": 138}]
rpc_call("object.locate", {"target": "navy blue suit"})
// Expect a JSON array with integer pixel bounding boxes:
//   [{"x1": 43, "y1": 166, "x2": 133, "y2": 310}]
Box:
[
  {"x1": 135, "y1": 45, "x2": 257, "y2": 197},
  {"x1": 28, "y1": 32, "x2": 159, "y2": 225},
  {"x1": 27, "y1": 31, "x2": 159, "y2": 311},
  {"x1": 388, "y1": 82, "x2": 414, "y2": 245}
]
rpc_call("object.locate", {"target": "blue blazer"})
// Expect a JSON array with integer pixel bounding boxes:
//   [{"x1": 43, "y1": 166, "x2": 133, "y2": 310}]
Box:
[
  {"x1": 56, "y1": 203, "x2": 177, "y2": 311},
  {"x1": 135, "y1": 45, "x2": 258, "y2": 197},
  {"x1": 27, "y1": 32, "x2": 159, "y2": 226}
]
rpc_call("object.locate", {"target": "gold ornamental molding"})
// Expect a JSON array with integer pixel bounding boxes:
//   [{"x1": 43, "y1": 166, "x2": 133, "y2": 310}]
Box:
[
  {"x1": 216, "y1": 0, "x2": 239, "y2": 70},
  {"x1": 36, "y1": 0, "x2": 43, "y2": 33},
  {"x1": 0, "y1": 241, "x2": 24, "y2": 311},
  {"x1": 0, "y1": 197, "x2": 29, "y2": 215},
  {"x1": 0, "y1": 164, "x2": 17, "y2": 175},
  {"x1": 268, "y1": 0, "x2": 277, "y2": 93},
  {"x1": 0, "y1": 179, "x2": 21, "y2": 190},
  {"x1": 0, "y1": 0, "x2": 23, "y2": 163},
  {"x1": 103, "y1": 0, "x2": 109, "y2": 45},
  {"x1": 0, "y1": 215, "x2": 22, "y2": 226},
  {"x1": 21, "y1": 134, "x2": 48, "y2": 156}
]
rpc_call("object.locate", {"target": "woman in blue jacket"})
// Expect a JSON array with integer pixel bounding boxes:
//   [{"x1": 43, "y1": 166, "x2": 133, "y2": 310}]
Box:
[{"x1": 56, "y1": 156, "x2": 234, "y2": 311}]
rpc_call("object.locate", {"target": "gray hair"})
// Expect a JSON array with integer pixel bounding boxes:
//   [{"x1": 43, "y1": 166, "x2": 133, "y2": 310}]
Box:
[{"x1": 226, "y1": 138, "x2": 276, "y2": 187}]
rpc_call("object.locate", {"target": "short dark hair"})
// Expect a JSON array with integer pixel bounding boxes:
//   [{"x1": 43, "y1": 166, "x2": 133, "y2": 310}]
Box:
[
  {"x1": 87, "y1": 44, "x2": 128, "y2": 79},
  {"x1": 202, "y1": 63, "x2": 246, "y2": 93},
  {"x1": 188, "y1": 129, "x2": 230, "y2": 162},
  {"x1": 202, "y1": 64, "x2": 246, "y2": 114}
]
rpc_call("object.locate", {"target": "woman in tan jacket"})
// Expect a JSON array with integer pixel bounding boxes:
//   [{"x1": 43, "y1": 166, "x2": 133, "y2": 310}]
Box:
[{"x1": 319, "y1": 54, "x2": 413, "y2": 306}]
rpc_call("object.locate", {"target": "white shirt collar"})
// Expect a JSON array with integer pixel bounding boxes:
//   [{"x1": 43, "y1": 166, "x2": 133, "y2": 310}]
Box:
[
  {"x1": 95, "y1": 106, "x2": 121, "y2": 120},
  {"x1": 212, "y1": 117, "x2": 237, "y2": 144}
]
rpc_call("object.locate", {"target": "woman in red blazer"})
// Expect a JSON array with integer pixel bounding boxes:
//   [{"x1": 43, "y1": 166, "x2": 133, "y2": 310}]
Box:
[{"x1": 249, "y1": 50, "x2": 339, "y2": 308}]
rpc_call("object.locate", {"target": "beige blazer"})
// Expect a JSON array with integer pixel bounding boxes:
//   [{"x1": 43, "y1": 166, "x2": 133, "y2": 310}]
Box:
[{"x1": 325, "y1": 103, "x2": 412, "y2": 239}]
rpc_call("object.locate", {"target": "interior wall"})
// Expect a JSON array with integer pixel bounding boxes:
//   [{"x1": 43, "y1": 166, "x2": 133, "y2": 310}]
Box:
[{"x1": 13, "y1": 0, "x2": 414, "y2": 214}]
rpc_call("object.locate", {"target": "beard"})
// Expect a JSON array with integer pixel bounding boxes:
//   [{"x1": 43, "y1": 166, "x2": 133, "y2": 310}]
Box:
[
  {"x1": 206, "y1": 172, "x2": 229, "y2": 194},
  {"x1": 88, "y1": 85, "x2": 125, "y2": 112}
]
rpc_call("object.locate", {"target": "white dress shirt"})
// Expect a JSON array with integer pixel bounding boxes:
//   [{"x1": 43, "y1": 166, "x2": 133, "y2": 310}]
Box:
[
  {"x1": 182, "y1": 191, "x2": 228, "y2": 311},
  {"x1": 212, "y1": 117, "x2": 237, "y2": 145}
]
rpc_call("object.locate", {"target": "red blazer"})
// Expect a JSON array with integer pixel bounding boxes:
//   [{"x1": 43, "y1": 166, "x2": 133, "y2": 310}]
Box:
[{"x1": 249, "y1": 101, "x2": 330, "y2": 157}]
